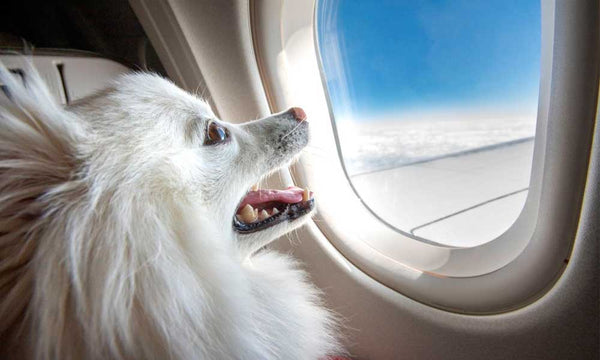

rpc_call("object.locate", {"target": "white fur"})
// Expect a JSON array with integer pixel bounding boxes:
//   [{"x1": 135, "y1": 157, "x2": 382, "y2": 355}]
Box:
[{"x1": 0, "y1": 62, "x2": 341, "y2": 359}]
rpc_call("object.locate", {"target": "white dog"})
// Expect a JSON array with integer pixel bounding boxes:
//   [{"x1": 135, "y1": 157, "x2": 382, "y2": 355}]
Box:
[{"x1": 0, "y1": 64, "x2": 342, "y2": 359}]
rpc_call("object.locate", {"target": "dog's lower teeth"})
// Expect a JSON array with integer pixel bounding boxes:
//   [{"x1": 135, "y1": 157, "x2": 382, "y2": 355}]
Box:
[
  {"x1": 302, "y1": 188, "x2": 310, "y2": 202},
  {"x1": 259, "y1": 210, "x2": 269, "y2": 221},
  {"x1": 272, "y1": 208, "x2": 279, "y2": 215}
]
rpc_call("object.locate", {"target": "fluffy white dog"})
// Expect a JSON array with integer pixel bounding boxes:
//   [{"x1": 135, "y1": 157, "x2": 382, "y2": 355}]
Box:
[{"x1": 0, "y1": 64, "x2": 341, "y2": 359}]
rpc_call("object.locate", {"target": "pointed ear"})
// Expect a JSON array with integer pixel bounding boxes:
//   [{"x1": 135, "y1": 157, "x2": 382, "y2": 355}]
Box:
[
  {"x1": 0, "y1": 60, "x2": 86, "y2": 147},
  {"x1": 0, "y1": 59, "x2": 88, "y2": 208},
  {"x1": 0, "y1": 61, "x2": 86, "y2": 207}
]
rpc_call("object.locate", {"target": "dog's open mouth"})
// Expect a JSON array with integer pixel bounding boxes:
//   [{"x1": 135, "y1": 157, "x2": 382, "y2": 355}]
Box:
[{"x1": 233, "y1": 186, "x2": 315, "y2": 233}]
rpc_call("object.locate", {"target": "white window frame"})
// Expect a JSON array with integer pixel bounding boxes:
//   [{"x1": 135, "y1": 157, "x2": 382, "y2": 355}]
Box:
[{"x1": 250, "y1": 0, "x2": 598, "y2": 313}]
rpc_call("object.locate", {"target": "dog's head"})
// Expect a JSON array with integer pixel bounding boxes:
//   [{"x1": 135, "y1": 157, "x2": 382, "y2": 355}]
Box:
[
  {"x1": 71, "y1": 73, "x2": 314, "y2": 257},
  {"x1": 0, "y1": 67, "x2": 339, "y2": 359}
]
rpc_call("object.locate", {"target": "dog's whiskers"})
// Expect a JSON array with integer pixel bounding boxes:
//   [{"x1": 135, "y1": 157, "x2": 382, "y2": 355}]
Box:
[{"x1": 280, "y1": 118, "x2": 306, "y2": 140}]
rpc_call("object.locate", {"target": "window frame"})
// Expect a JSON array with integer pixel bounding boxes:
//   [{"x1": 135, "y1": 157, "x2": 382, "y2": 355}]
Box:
[{"x1": 251, "y1": 0, "x2": 598, "y2": 313}]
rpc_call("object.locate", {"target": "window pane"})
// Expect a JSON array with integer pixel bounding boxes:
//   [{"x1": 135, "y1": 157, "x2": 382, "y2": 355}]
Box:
[{"x1": 317, "y1": 0, "x2": 541, "y2": 247}]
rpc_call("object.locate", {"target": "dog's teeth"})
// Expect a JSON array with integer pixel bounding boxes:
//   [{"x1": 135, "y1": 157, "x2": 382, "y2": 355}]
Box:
[
  {"x1": 302, "y1": 188, "x2": 310, "y2": 202},
  {"x1": 251, "y1": 184, "x2": 259, "y2": 191},
  {"x1": 259, "y1": 210, "x2": 269, "y2": 221},
  {"x1": 271, "y1": 208, "x2": 279, "y2": 215},
  {"x1": 240, "y1": 204, "x2": 257, "y2": 223}
]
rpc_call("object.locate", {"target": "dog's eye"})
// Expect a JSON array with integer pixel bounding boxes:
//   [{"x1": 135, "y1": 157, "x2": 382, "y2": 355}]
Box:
[{"x1": 205, "y1": 121, "x2": 229, "y2": 145}]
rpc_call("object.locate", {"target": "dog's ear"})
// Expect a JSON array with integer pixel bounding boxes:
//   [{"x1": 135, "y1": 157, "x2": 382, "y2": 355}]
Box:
[
  {"x1": 0, "y1": 61, "x2": 86, "y2": 341},
  {"x1": 0, "y1": 60, "x2": 85, "y2": 177},
  {"x1": 0, "y1": 60, "x2": 86, "y2": 207}
]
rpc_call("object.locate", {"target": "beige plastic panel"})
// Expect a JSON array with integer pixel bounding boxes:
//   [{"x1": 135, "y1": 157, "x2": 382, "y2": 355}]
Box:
[
  {"x1": 58, "y1": 57, "x2": 130, "y2": 102},
  {"x1": 129, "y1": 0, "x2": 270, "y2": 123},
  {"x1": 0, "y1": 54, "x2": 129, "y2": 104}
]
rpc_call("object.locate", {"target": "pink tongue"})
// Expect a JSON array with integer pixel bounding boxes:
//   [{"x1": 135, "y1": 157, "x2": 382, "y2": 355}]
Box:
[{"x1": 240, "y1": 186, "x2": 304, "y2": 208}]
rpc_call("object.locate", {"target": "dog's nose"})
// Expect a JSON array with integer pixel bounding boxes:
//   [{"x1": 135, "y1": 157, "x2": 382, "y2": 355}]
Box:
[{"x1": 288, "y1": 107, "x2": 307, "y2": 122}]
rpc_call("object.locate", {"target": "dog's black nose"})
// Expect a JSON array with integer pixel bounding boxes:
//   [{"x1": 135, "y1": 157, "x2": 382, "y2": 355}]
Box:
[{"x1": 288, "y1": 107, "x2": 307, "y2": 122}]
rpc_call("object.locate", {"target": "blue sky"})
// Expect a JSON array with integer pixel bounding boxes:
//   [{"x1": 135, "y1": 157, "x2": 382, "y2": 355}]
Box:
[{"x1": 317, "y1": 0, "x2": 541, "y2": 120}]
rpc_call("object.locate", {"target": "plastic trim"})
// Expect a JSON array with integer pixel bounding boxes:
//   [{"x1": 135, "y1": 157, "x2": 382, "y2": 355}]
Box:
[{"x1": 250, "y1": 0, "x2": 599, "y2": 313}]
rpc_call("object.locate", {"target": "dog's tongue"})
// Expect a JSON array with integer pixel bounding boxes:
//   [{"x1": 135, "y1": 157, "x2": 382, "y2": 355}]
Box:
[{"x1": 240, "y1": 186, "x2": 305, "y2": 208}]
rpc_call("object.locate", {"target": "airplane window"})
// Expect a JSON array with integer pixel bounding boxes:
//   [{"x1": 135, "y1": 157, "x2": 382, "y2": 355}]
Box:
[{"x1": 316, "y1": 0, "x2": 541, "y2": 247}]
